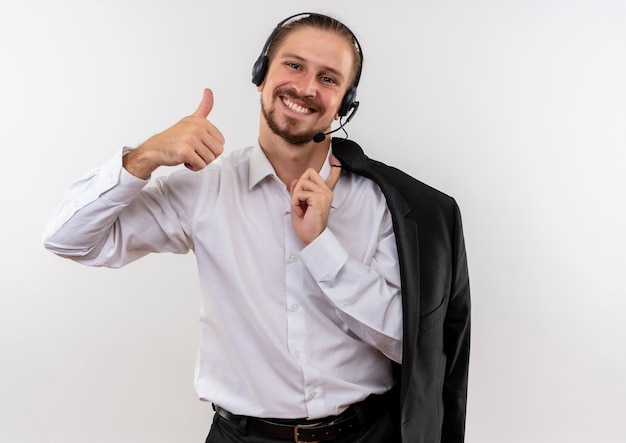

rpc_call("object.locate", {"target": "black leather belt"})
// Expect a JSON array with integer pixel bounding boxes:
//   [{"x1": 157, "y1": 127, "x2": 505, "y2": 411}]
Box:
[{"x1": 212, "y1": 393, "x2": 388, "y2": 442}]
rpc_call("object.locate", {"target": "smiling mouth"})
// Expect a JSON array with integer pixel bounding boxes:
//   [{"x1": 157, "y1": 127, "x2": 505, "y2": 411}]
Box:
[{"x1": 281, "y1": 96, "x2": 315, "y2": 115}]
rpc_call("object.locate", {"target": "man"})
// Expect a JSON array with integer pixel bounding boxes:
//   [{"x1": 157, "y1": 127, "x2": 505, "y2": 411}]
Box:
[{"x1": 44, "y1": 13, "x2": 470, "y2": 443}]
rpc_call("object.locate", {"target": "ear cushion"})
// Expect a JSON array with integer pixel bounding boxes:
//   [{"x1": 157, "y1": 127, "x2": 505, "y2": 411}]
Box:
[
  {"x1": 339, "y1": 86, "x2": 357, "y2": 117},
  {"x1": 251, "y1": 55, "x2": 268, "y2": 86}
]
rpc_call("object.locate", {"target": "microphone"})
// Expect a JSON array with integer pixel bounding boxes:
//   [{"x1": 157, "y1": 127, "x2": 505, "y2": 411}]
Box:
[
  {"x1": 313, "y1": 127, "x2": 343, "y2": 143},
  {"x1": 313, "y1": 101, "x2": 360, "y2": 143}
]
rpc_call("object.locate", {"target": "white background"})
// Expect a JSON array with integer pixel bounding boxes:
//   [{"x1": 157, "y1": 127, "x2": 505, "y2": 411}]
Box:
[{"x1": 1, "y1": 0, "x2": 625, "y2": 442}]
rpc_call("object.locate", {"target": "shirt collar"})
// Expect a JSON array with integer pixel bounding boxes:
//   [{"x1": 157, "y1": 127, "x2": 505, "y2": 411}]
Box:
[
  {"x1": 248, "y1": 144, "x2": 334, "y2": 187},
  {"x1": 248, "y1": 144, "x2": 342, "y2": 209},
  {"x1": 249, "y1": 144, "x2": 276, "y2": 190}
]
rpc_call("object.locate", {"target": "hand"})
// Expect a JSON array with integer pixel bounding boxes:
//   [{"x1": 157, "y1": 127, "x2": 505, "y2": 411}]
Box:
[
  {"x1": 289, "y1": 154, "x2": 342, "y2": 246},
  {"x1": 123, "y1": 88, "x2": 226, "y2": 179}
]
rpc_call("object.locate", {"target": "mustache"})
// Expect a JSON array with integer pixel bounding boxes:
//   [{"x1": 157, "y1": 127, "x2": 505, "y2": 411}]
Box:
[{"x1": 274, "y1": 87, "x2": 324, "y2": 113}]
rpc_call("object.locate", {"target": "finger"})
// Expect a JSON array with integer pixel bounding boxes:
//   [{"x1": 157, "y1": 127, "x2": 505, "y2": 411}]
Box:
[
  {"x1": 192, "y1": 88, "x2": 214, "y2": 119},
  {"x1": 197, "y1": 129, "x2": 225, "y2": 159},
  {"x1": 289, "y1": 179, "x2": 305, "y2": 216},
  {"x1": 205, "y1": 119, "x2": 226, "y2": 145},
  {"x1": 183, "y1": 151, "x2": 209, "y2": 171},
  {"x1": 325, "y1": 154, "x2": 342, "y2": 191},
  {"x1": 194, "y1": 147, "x2": 217, "y2": 167},
  {"x1": 293, "y1": 171, "x2": 325, "y2": 195},
  {"x1": 182, "y1": 135, "x2": 220, "y2": 171}
]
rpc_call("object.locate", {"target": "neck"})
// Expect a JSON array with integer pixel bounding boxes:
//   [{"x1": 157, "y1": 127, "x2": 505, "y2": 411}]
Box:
[{"x1": 258, "y1": 121, "x2": 331, "y2": 187}]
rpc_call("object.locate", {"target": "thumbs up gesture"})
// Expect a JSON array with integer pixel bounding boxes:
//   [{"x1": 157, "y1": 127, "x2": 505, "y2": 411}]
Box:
[{"x1": 123, "y1": 88, "x2": 226, "y2": 179}]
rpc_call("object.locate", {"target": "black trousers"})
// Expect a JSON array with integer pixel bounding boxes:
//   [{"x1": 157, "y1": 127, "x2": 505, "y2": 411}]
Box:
[{"x1": 204, "y1": 408, "x2": 401, "y2": 443}]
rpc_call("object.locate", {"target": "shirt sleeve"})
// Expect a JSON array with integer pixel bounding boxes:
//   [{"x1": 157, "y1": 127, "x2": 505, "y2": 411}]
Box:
[
  {"x1": 298, "y1": 211, "x2": 403, "y2": 364},
  {"x1": 43, "y1": 148, "x2": 192, "y2": 267}
]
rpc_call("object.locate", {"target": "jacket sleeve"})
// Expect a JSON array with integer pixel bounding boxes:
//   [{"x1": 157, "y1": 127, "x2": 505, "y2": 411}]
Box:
[{"x1": 442, "y1": 199, "x2": 471, "y2": 442}]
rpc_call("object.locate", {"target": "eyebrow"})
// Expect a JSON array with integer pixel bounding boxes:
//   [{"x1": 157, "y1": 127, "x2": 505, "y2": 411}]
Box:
[{"x1": 280, "y1": 53, "x2": 346, "y2": 83}]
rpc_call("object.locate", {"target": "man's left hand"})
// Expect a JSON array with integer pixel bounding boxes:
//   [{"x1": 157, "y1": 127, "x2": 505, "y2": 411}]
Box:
[{"x1": 289, "y1": 154, "x2": 342, "y2": 246}]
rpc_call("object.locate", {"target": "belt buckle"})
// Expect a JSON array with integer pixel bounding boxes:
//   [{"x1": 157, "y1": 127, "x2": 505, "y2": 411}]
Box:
[{"x1": 294, "y1": 422, "x2": 321, "y2": 442}]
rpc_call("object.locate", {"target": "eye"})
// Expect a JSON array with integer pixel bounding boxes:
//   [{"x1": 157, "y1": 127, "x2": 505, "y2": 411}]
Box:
[
  {"x1": 286, "y1": 62, "x2": 301, "y2": 70},
  {"x1": 320, "y1": 76, "x2": 336, "y2": 84}
]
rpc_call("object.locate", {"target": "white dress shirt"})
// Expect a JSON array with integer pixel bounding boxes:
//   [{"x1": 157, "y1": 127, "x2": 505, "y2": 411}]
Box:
[{"x1": 43, "y1": 143, "x2": 402, "y2": 419}]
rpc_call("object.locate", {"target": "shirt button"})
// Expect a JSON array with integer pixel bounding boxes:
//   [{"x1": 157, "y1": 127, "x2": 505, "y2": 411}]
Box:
[
  {"x1": 307, "y1": 392, "x2": 317, "y2": 401},
  {"x1": 288, "y1": 253, "x2": 299, "y2": 262},
  {"x1": 289, "y1": 303, "x2": 300, "y2": 312},
  {"x1": 293, "y1": 350, "x2": 301, "y2": 360}
]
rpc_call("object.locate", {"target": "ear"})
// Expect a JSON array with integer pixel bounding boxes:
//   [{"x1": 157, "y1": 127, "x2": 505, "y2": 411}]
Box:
[{"x1": 257, "y1": 83, "x2": 264, "y2": 92}]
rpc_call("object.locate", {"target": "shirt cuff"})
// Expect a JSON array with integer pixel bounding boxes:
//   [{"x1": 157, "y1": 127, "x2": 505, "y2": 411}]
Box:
[
  {"x1": 99, "y1": 147, "x2": 149, "y2": 204},
  {"x1": 298, "y1": 228, "x2": 349, "y2": 283}
]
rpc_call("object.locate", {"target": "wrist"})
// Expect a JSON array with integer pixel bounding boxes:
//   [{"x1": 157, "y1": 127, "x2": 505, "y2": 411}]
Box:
[{"x1": 122, "y1": 145, "x2": 159, "y2": 179}]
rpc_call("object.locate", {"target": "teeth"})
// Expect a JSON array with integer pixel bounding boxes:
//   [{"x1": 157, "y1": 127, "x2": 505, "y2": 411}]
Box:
[{"x1": 282, "y1": 97, "x2": 312, "y2": 115}]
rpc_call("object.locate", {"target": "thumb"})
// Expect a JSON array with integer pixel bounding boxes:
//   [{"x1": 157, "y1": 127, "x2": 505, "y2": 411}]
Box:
[
  {"x1": 326, "y1": 154, "x2": 342, "y2": 191},
  {"x1": 192, "y1": 88, "x2": 214, "y2": 118}
]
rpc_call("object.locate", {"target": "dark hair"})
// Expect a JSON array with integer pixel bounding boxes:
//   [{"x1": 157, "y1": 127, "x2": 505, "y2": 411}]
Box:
[{"x1": 265, "y1": 14, "x2": 362, "y2": 87}]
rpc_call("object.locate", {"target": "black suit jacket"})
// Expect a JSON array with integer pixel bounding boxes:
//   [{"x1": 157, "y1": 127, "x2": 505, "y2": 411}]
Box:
[{"x1": 333, "y1": 138, "x2": 471, "y2": 443}]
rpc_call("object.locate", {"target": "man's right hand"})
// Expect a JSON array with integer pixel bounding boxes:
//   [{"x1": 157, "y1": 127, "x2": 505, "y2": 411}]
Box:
[{"x1": 123, "y1": 88, "x2": 226, "y2": 179}]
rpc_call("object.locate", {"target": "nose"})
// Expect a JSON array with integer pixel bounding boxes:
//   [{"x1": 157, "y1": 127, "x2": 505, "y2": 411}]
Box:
[{"x1": 293, "y1": 71, "x2": 317, "y2": 97}]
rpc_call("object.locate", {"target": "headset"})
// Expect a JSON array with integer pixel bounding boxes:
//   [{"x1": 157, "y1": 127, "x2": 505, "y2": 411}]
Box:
[{"x1": 251, "y1": 12, "x2": 363, "y2": 119}]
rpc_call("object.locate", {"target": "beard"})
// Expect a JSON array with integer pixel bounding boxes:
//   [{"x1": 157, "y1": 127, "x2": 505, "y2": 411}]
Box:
[{"x1": 261, "y1": 88, "x2": 328, "y2": 145}]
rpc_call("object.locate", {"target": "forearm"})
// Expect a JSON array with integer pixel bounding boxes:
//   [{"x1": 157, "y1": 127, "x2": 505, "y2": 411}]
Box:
[
  {"x1": 299, "y1": 228, "x2": 403, "y2": 363},
  {"x1": 43, "y1": 149, "x2": 148, "y2": 264},
  {"x1": 122, "y1": 144, "x2": 161, "y2": 180}
]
